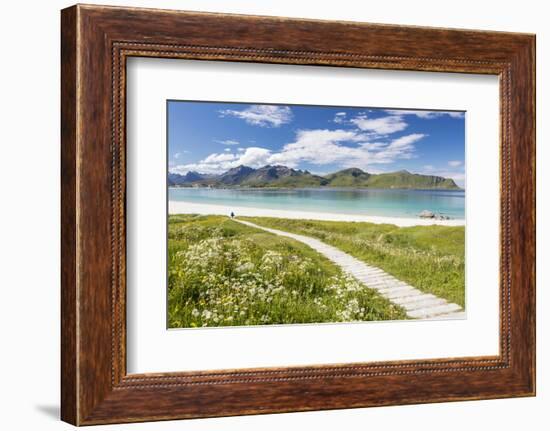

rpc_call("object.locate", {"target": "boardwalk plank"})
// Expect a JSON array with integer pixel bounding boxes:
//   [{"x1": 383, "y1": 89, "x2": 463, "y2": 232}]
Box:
[{"x1": 235, "y1": 219, "x2": 463, "y2": 320}]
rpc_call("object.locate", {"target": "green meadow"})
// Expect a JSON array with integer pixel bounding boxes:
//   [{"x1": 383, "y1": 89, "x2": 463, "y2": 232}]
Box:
[
  {"x1": 167, "y1": 214, "x2": 407, "y2": 328},
  {"x1": 242, "y1": 217, "x2": 465, "y2": 307}
]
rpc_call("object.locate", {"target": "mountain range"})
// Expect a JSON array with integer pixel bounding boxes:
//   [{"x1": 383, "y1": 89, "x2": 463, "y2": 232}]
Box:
[{"x1": 168, "y1": 165, "x2": 460, "y2": 189}]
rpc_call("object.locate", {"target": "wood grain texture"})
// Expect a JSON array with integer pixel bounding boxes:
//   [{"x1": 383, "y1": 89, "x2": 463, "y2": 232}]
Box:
[
  {"x1": 60, "y1": 4, "x2": 536, "y2": 425},
  {"x1": 60, "y1": 5, "x2": 78, "y2": 425}
]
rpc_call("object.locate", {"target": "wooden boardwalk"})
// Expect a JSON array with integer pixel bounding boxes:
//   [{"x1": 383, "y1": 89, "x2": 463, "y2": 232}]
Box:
[{"x1": 236, "y1": 219, "x2": 464, "y2": 320}]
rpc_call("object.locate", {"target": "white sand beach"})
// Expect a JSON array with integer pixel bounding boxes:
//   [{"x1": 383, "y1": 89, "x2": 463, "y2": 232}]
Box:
[{"x1": 169, "y1": 201, "x2": 465, "y2": 227}]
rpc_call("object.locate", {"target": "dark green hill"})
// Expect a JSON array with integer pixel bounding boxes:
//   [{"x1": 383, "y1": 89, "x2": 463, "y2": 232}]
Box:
[
  {"x1": 168, "y1": 165, "x2": 461, "y2": 190},
  {"x1": 363, "y1": 170, "x2": 459, "y2": 189},
  {"x1": 325, "y1": 168, "x2": 372, "y2": 187}
]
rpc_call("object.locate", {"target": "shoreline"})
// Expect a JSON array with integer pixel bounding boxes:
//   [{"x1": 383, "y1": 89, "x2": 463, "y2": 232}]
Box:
[
  {"x1": 169, "y1": 186, "x2": 465, "y2": 192},
  {"x1": 169, "y1": 201, "x2": 465, "y2": 227}
]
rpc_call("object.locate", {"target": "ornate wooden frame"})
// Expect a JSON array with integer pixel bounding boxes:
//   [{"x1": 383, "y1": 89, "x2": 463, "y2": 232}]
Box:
[{"x1": 61, "y1": 4, "x2": 536, "y2": 425}]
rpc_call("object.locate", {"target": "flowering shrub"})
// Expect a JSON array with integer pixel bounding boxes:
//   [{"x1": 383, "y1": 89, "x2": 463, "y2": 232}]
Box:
[{"x1": 168, "y1": 215, "x2": 405, "y2": 328}]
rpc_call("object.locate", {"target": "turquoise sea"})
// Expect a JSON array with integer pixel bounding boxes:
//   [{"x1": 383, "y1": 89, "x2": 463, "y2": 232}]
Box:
[{"x1": 169, "y1": 188, "x2": 465, "y2": 220}]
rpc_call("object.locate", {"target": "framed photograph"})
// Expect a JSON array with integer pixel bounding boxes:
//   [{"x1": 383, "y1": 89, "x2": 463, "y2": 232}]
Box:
[{"x1": 61, "y1": 4, "x2": 535, "y2": 425}]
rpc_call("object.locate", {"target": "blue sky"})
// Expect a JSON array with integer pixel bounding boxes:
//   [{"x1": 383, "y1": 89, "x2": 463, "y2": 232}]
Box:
[{"x1": 168, "y1": 101, "x2": 465, "y2": 187}]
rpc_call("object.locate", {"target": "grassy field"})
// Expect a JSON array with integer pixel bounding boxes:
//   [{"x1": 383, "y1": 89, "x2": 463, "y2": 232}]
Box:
[
  {"x1": 242, "y1": 217, "x2": 465, "y2": 307},
  {"x1": 168, "y1": 214, "x2": 406, "y2": 328}
]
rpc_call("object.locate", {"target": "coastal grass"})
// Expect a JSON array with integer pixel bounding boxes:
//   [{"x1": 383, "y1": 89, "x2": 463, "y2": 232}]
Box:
[
  {"x1": 168, "y1": 214, "x2": 406, "y2": 328},
  {"x1": 242, "y1": 217, "x2": 465, "y2": 307}
]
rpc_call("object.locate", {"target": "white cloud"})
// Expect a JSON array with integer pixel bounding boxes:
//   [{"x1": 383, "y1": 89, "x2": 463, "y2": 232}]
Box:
[
  {"x1": 447, "y1": 112, "x2": 465, "y2": 119},
  {"x1": 360, "y1": 142, "x2": 386, "y2": 150},
  {"x1": 171, "y1": 147, "x2": 272, "y2": 175},
  {"x1": 350, "y1": 114, "x2": 408, "y2": 135},
  {"x1": 172, "y1": 129, "x2": 427, "y2": 175},
  {"x1": 448, "y1": 160, "x2": 463, "y2": 167},
  {"x1": 214, "y1": 139, "x2": 240, "y2": 146},
  {"x1": 388, "y1": 133, "x2": 425, "y2": 149},
  {"x1": 333, "y1": 112, "x2": 347, "y2": 123},
  {"x1": 202, "y1": 152, "x2": 237, "y2": 164},
  {"x1": 384, "y1": 109, "x2": 465, "y2": 119},
  {"x1": 224, "y1": 148, "x2": 231, "y2": 152},
  {"x1": 370, "y1": 134, "x2": 425, "y2": 163},
  {"x1": 173, "y1": 152, "x2": 181, "y2": 159},
  {"x1": 267, "y1": 129, "x2": 365, "y2": 167},
  {"x1": 239, "y1": 147, "x2": 272, "y2": 167},
  {"x1": 219, "y1": 105, "x2": 293, "y2": 127},
  {"x1": 268, "y1": 129, "x2": 423, "y2": 168}
]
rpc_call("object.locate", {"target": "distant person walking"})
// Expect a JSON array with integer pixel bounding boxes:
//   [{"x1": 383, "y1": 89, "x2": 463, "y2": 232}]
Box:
[{"x1": 230, "y1": 211, "x2": 235, "y2": 219}]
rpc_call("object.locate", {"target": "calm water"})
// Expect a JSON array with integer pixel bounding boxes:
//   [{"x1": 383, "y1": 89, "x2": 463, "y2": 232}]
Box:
[{"x1": 169, "y1": 188, "x2": 465, "y2": 220}]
